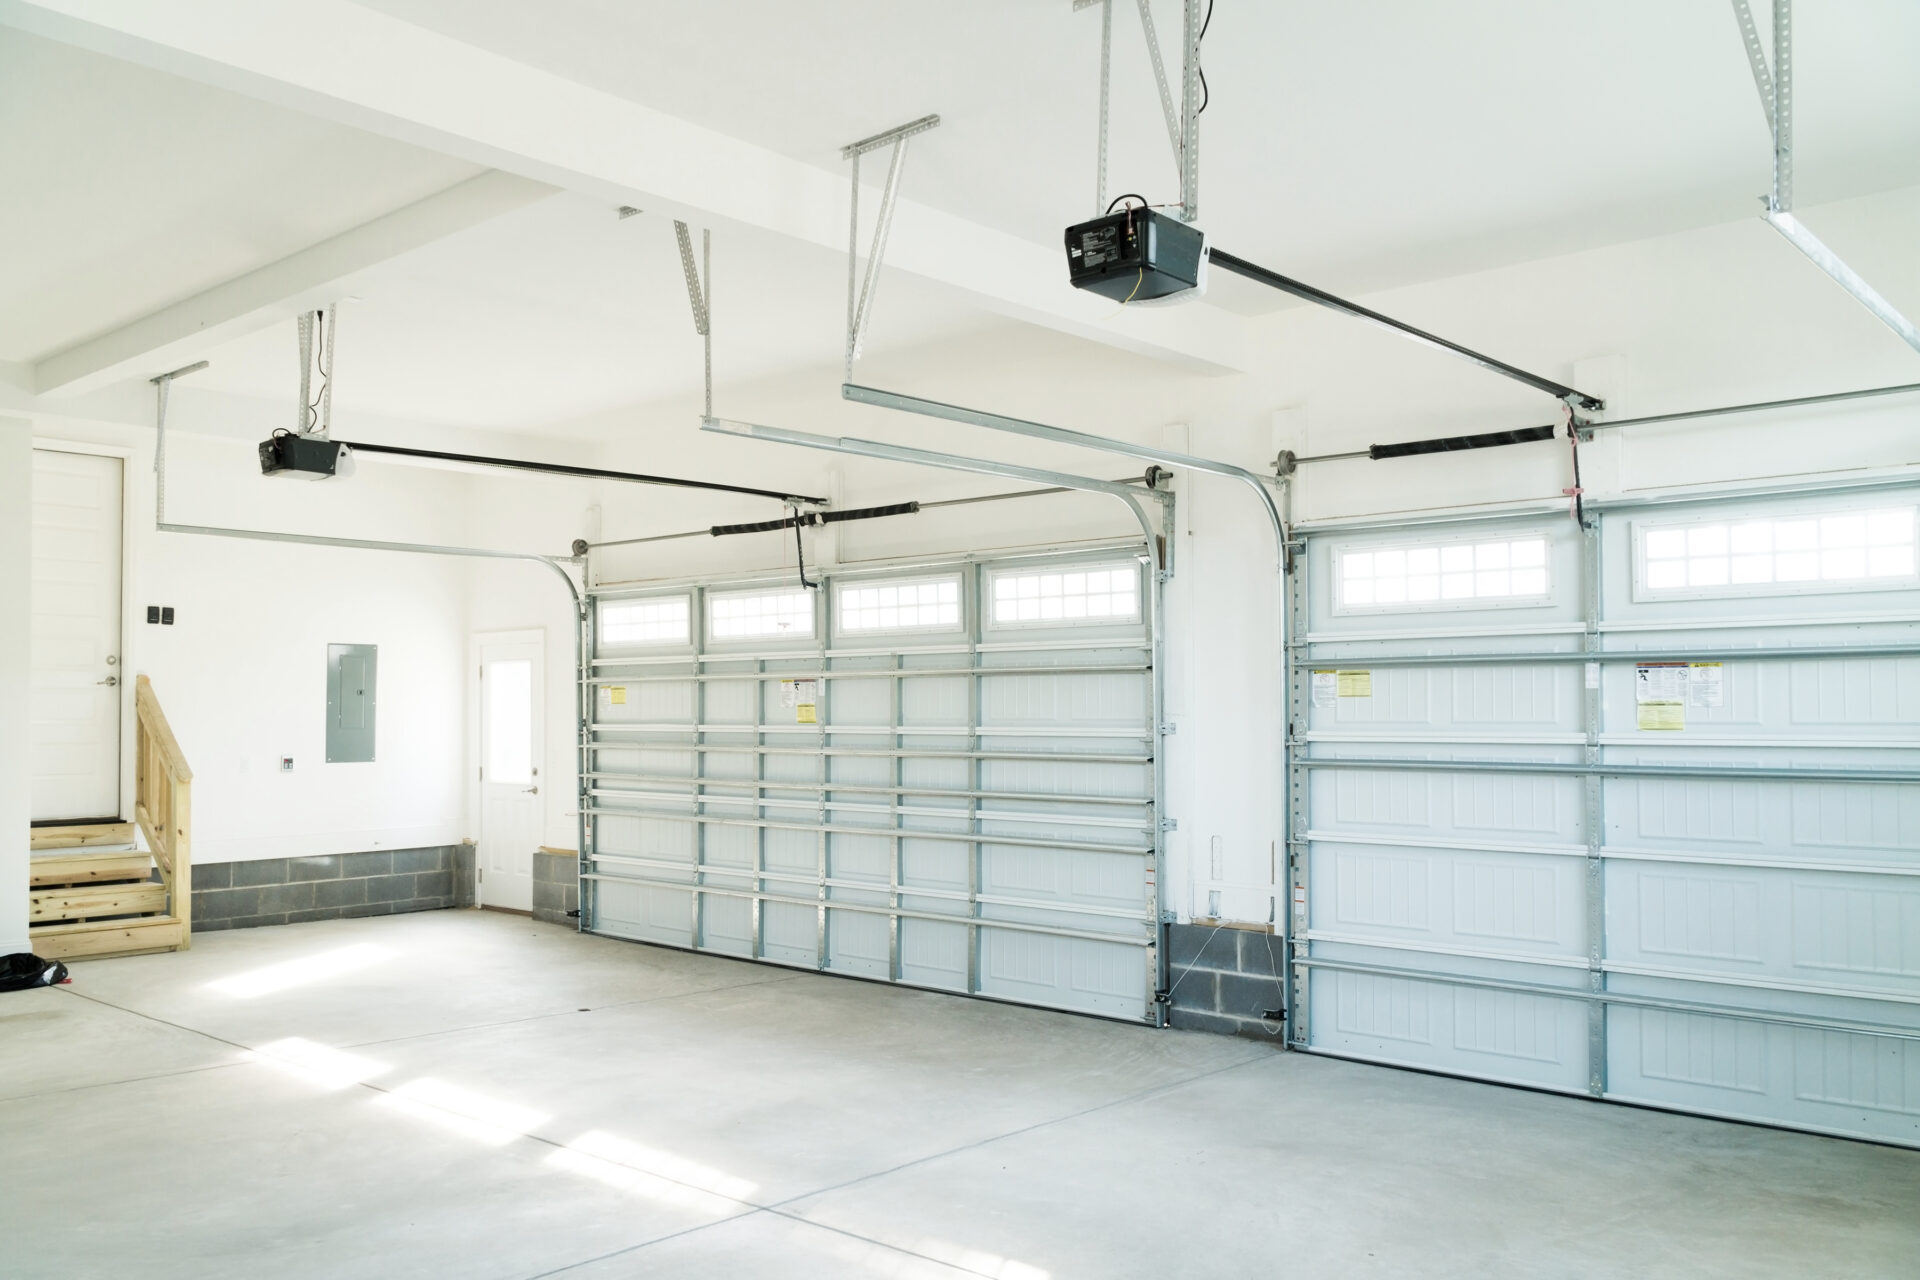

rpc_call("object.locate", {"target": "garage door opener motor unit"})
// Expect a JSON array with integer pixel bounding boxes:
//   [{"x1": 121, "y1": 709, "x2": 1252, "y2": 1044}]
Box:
[
  {"x1": 259, "y1": 431, "x2": 353, "y2": 480},
  {"x1": 1065, "y1": 207, "x2": 1206, "y2": 303}
]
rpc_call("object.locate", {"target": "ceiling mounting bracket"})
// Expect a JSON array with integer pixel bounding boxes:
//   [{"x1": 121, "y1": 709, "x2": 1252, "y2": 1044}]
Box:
[
  {"x1": 673, "y1": 220, "x2": 713, "y2": 418},
  {"x1": 1077, "y1": 0, "x2": 1201, "y2": 221},
  {"x1": 842, "y1": 113, "x2": 941, "y2": 380},
  {"x1": 296, "y1": 306, "x2": 338, "y2": 438},
  {"x1": 1730, "y1": 0, "x2": 1920, "y2": 355}
]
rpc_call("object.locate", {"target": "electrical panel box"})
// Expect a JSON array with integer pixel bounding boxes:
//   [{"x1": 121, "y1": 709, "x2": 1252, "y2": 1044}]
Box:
[
  {"x1": 1063, "y1": 207, "x2": 1205, "y2": 302},
  {"x1": 326, "y1": 643, "x2": 377, "y2": 763}
]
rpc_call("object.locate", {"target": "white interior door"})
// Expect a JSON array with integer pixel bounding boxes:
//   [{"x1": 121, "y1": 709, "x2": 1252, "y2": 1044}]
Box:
[
  {"x1": 478, "y1": 635, "x2": 544, "y2": 911},
  {"x1": 30, "y1": 449, "x2": 124, "y2": 823}
]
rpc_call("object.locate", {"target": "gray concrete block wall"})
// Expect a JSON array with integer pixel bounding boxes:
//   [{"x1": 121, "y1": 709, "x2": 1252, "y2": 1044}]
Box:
[
  {"x1": 453, "y1": 843, "x2": 476, "y2": 908},
  {"x1": 1164, "y1": 922, "x2": 1289, "y2": 1041},
  {"x1": 193, "y1": 846, "x2": 459, "y2": 932},
  {"x1": 532, "y1": 849, "x2": 578, "y2": 927}
]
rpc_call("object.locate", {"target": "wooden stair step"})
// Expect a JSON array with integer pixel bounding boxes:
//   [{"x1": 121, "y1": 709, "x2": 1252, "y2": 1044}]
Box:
[
  {"x1": 29, "y1": 852, "x2": 156, "y2": 888},
  {"x1": 31, "y1": 822, "x2": 136, "y2": 852},
  {"x1": 30, "y1": 917, "x2": 187, "y2": 961},
  {"x1": 30, "y1": 881, "x2": 169, "y2": 924}
]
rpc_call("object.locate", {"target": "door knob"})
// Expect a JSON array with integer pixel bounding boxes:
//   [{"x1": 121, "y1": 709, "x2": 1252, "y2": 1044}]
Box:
[{"x1": 98, "y1": 675, "x2": 119, "y2": 687}]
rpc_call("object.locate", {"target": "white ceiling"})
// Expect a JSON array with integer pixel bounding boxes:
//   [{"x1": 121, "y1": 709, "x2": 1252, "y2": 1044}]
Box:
[
  {"x1": 356, "y1": 0, "x2": 1920, "y2": 294},
  {"x1": 0, "y1": 29, "x2": 479, "y2": 362},
  {"x1": 12, "y1": 3, "x2": 1920, "y2": 432},
  {"x1": 186, "y1": 193, "x2": 994, "y2": 431}
]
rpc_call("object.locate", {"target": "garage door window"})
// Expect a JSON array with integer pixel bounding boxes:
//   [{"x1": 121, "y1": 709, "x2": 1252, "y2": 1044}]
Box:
[
  {"x1": 1336, "y1": 536, "x2": 1549, "y2": 612},
  {"x1": 837, "y1": 575, "x2": 962, "y2": 634},
  {"x1": 708, "y1": 588, "x2": 814, "y2": 640},
  {"x1": 600, "y1": 596, "x2": 690, "y2": 645},
  {"x1": 1635, "y1": 506, "x2": 1917, "y2": 599},
  {"x1": 989, "y1": 563, "x2": 1138, "y2": 626}
]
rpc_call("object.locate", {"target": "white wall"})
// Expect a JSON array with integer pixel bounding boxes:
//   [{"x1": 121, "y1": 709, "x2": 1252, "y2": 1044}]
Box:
[
  {"x1": 1, "y1": 415, "x2": 32, "y2": 953},
  {"x1": 27, "y1": 409, "x2": 481, "y2": 863}
]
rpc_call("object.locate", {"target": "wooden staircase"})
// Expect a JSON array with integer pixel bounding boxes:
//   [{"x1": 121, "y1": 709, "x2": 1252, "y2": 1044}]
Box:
[{"x1": 29, "y1": 676, "x2": 193, "y2": 961}]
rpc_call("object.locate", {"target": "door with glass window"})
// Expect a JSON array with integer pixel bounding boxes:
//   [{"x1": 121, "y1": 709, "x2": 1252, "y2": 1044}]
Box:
[
  {"x1": 582, "y1": 546, "x2": 1164, "y2": 1021},
  {"x1": 1289, "y1": 481, "x2": 1920, "y2": 1147},
  {"x1": 477, "y1": 633, "x2": 544, "y2": 912}
]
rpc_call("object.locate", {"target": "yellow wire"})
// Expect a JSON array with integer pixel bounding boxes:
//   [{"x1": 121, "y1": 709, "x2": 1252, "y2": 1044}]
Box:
[{"x1": 1121, "y1": 267, "x2": 1145, "y2": 305}]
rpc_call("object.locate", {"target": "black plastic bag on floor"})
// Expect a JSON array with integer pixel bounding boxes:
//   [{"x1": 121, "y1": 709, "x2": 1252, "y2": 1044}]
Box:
[{"x1": 0, "y1": 953, "x2": 69, "y2": 992}]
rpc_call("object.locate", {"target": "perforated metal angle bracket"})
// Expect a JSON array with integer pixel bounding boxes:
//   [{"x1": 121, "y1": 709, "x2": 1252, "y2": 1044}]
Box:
[
  {"x1": 1730, "y1": 0, "x2": 1920, "y2": 354},
  {"x1": 843, "y1": 114, "x2": 941, "y2": 377}
]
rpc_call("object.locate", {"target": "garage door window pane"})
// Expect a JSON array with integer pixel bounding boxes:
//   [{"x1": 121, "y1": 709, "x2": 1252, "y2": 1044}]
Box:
[
  {"x1": 840, "y1": 576, "x2": 962, "y2": 633},
  {"x1": 601, "y1": 596, "x2": 689, "y2": 645},
  {"x1": 709, "y1": 589, "x2": 814, "y2": 639},
  {"x1": 1339, "y1": 537, "x2": 1549, "y2": 611},
  {"x1": 992, "y1": 564, "x2": 1138, "y2": 626},
  {"x1": 1640, "y1": 507, "x2": 1918, "y2": 597}
]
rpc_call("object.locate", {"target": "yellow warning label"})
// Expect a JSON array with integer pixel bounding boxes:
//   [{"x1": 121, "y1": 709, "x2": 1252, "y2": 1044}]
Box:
[
  {"x1": 608, "y1": 686, "x2": 627, "y2": 705},
  {"x1": 1336, "y1": 670, "x2": 1372, "y2": 698},
  {"x1": 796, "y1": 702, "x2": 817, "y2": 724},
  {"x1": 1637, "y1": 702, "x2": 1685, "y2": 731}
]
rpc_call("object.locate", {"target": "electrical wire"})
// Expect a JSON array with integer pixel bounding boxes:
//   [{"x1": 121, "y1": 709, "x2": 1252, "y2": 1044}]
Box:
[
  {"x1": 1105, "y1": 193, "x2": 1149, "y2": 215},
  {"x1": 790, "y1": 504, "x2": 818, "y2": 589},
  {"x1": 1197, "y1": 0, "x2": 1214, "y2": 114},
  {"x1": 1120, "y1": 268, "x2": 1147, "y2": 305}
]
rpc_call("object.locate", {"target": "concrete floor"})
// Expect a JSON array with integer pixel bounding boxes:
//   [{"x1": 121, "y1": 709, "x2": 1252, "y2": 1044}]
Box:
[{"x1": 4, "y1": 912, "x2": 1917, "y2": 1280}]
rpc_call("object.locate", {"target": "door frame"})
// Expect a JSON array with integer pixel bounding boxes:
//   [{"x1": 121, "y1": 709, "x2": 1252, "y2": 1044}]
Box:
[
  {"x1": 30, "y1": 437, "x2": 135, "y2": 825},
  {"x1": 469, "y1": 627, "x2": 547, "y2": 909}
]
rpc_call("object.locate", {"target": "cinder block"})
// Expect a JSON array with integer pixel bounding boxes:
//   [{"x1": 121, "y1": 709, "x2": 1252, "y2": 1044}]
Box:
[
  {"x1": 363, "y1": 874, "x2": 415, "y2": 904},
  {"x1": 344, "y1": 850, "x2": 393, "y2": 878},
  {"x1": 258, "y1": 882, "x2": 316, "y2": 914},
  {"x1": 194, "y1": 862, "x2": 233, "y2": 890},
  {"x1": 412, "y1": 870, "x2": 453, "y2": 899},
  {"x1": 230, "y1": 859, "x2": 289, "y2": 888},
  {"x1": 286, "y1": 855, "x2": 342, "y2": 882},
  {"x1": 391, "y1": 847, "x2": 445, "y2": 874},
  {"x1": 1216, "y1": 970, "x2": 1287, "y2": 1020},
  {"x1": 315, "y1": 878, "x2": 368, "y2": 909},
  {"x1": 192, "y1": 917, "x2": 232, "y2": 933},
  {"x1": 194, "y1": 887, "x2": 263, "y2": 920},
  {"x1": 1165, "y1": 922, "x2": 1241, "y2": 972}
]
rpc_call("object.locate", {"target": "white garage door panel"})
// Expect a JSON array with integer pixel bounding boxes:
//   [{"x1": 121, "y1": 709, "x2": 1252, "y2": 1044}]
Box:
[
  {"x1": 1310, "y1": 765, "x2": 1586, "y2": 846},
  {"x1": 1308, "y1": 841, "x2": 1585, "y2": 962},
  {"x1": 1294, "y1": 481, "x2": 1920, "y2": 1146},
  {"x1": 585, "y1": 548, "x2": 1162, "y2": 1022},
  {"x1": 1608, "y1": 1010, "x2": 1920, "y2": 1145},
  {"x1": 1309, "y1": 969, "x2": 1591, "y2": 1092}
]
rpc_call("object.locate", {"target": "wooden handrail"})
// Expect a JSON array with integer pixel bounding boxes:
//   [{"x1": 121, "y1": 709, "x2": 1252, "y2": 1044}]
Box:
[
  {"x1": 134, "y1": 675, "x2": 193, "y2": 948},
  {"x1": 135, "y1": 675, "x2": 192, "y2": 782}
]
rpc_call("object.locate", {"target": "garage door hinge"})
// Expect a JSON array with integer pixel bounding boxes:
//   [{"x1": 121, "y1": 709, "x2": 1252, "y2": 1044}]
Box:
[
  {"x1": 1159, "y1": 817, "x2": 1179, "y2": 832},
  {"x1": 1158, "y1": 722, "x2": 1178, "y2": 735}
]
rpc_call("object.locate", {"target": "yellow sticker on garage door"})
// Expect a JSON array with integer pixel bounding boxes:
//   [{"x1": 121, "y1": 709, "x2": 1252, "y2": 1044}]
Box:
[
  {"x1": 1637, "y1": 701, "x2": 1684, "y2": 731},
  {"x1": 1337, "y1": 670, "x2": 1372, "y2": 698},
  {"x1": 796, "y1": 702, "x2": 817, "y2": 724},
  {"x1": 607, "y1": 686, "x2": 627, "y2": 705}
]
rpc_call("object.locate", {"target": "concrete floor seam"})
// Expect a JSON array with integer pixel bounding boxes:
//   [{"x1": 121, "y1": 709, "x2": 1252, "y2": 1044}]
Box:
[{"x1": 756, "y1": 1048, "x2": 1274, "y2": 1213}]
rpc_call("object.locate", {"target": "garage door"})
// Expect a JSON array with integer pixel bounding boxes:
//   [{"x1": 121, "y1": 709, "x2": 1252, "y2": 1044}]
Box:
[
  {"x1": 1288, "y1": 477, "x2": 1920, "y2": 1146},
  {"x1": 583, "y1": 544, "x2": 1164, "y2": 1021}
]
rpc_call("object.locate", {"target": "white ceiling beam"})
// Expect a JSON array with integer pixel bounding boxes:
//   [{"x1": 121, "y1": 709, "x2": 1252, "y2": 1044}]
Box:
[
  {"x1": 32, "y1": 169, "x2": 554, "y2": 396},
  {"x1": 0, "y1": 0, "x2": 1256, "y2": 376}
]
